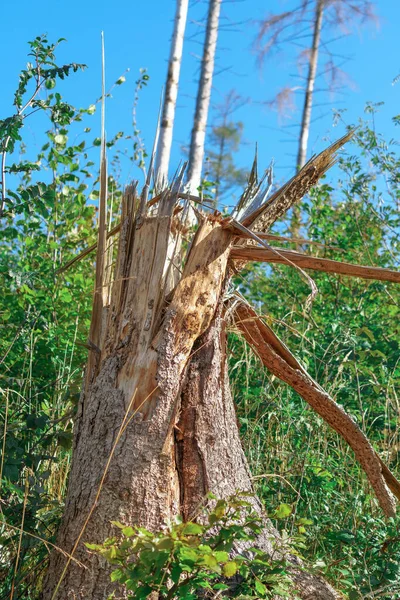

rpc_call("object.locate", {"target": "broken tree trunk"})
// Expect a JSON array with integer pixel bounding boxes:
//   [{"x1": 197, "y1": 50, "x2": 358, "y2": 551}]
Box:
[
  {"x1": 43, "y1": 133, "x2": 399, "y2": 599},
  {"x1": 42, "y1": 198, "x2": 339, "y2": 599}
]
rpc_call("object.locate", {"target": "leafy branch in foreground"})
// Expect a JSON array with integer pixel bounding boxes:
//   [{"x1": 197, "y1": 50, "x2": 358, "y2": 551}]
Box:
[
  {"x1": 86, "y1": 494, "x2": 305, "y2": 599},
  {"x1": 0, "y1": 35, "x2": 85, "y2": 217}
]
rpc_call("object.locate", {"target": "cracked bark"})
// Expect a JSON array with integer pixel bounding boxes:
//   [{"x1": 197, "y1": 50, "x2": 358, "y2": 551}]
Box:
[{"x1": 42, "y1": 180, "x2": 353, "y2": 598}]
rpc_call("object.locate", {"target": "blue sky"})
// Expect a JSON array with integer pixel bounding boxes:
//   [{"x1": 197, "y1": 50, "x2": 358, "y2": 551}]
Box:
[{"x1": 1, "y1": 0, "x2": 399, "y2": 196}]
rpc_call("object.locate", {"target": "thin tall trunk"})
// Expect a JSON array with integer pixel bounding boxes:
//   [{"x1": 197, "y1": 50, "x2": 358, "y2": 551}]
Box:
[
  {"x1": 155, "y1": 0, "x2": 189, "y2": 190},
  {"x1": 187, "y1": 0, "x2": 222, "y2": 193},
  {"x1": 296, "y1": 0, "x2": 324, "y2": 170},
  {"x1": 291, "y1": 0, "x2": 324, "y2": 238},
  {"x1": 213, "y1": 116, "x2": 226, "y2": 207}
]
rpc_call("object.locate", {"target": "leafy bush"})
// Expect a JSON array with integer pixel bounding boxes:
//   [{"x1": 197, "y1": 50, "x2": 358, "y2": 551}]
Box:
[{"x1": 86, "y1": 494, "x2": 300, "y2": 599}]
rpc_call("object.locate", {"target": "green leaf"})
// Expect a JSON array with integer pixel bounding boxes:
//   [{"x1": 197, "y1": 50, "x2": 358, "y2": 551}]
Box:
[
  {"x1": 110, "y1": 569, "x2": 124, "y2": 582},
  {"x1": 45, "y1": 78, "x2": 56, "y2": 89},
  {"x1": 156, "y1": 536, "x2": 174, "y2": 550},
  {"x1": 111, "y1": 521, "x2": 125, "y2": 529},
  {"x1": 85, "y1": 542, "x2": 102, "y2": 550},
  {"x1": 223, "y1": 561, "x2": 238, "y2": 577},
  {"x1": 255, "y1": 579, "x2": 267, "y2": 596},
  {"x1": 198, "y1": 554, "x2": 218, "y2": 569},
  {"x1": 274, "y1": 504, "x2": 292, "y2": 519},
  {"x1": 297, "y1": 518, "x2": 313, "y2": 526},
  {"x1": 179, "y1": 547, "x2": 198, "y2": 564},
  {"x1": 214, "y1": 551, "x2": 229, "y2": 562},
  {"x1": 182, "y1": 522, "x2": 203, "y2": 536}
]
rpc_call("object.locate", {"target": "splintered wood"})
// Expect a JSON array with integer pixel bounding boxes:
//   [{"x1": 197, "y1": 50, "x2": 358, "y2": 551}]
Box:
[{"x1": 46, "y1": 131, "x2": 400, "y2": 600}]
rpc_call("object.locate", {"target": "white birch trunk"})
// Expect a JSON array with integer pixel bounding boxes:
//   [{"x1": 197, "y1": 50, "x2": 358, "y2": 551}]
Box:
[
  {"x1": 296, "y1": 0, "x2": 324, "y2": 169},
  {"x1": 155, "y1": 0, "x2": 189, "y2": 190},
  {"x1": 186, "y1": 0, "x2": 222, "y2": 193}
]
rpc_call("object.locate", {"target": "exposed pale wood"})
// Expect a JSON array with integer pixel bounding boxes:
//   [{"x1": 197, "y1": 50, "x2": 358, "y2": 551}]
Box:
[
  {"x1": 233, "y1": 300, "x2": 397, "y2": 517},
  {"x1": 230, "y1": 245, "x2": 400, "y2": 283},
  {"x1": 86, "y1": 34, "x2": 108, "y2": 385},
  {"x1": 241, "y1": 130, "x2": 354, "y2": 232},
  {"x1": 56, "y1": 194, "x2": 208, "y2": 276}
]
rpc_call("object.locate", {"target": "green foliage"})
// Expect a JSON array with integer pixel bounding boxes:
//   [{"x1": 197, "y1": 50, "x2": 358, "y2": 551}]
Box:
[
  {"x1": 0, "y1": 35, "x2": 86, "y2": 218},
  {"x1": 2, "y1": 35, "x2": 400, "y2": 600},
  {"x1": 230, "y1": 106, "x2": 400, "y2": 599},
  {"x1": 0, "y1": 37, "x2": 98, "y2": 597},
  {"x1": 87, "y1": 494, "x2": 298, "y2": 599}
]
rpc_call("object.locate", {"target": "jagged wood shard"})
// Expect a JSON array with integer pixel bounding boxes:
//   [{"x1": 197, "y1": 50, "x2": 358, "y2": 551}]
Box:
[{"x1": 241, "y1": 130, "x2": 355, "y2": 232}]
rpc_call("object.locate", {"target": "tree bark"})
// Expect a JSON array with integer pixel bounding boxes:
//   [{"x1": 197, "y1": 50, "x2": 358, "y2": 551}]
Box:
[
  {"x1": 186, "y1": 0, "x2": 222, "y2": 193},
  {"x1": 42, "y1": 206, "x2": 341, "y2": 599},
  {"x1": 155, "y1": 0, "x2": 189, "y2": 191}
]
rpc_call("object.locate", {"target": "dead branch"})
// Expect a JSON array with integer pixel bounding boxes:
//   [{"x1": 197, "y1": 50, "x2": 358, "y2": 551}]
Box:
[
  {"x1": 234, "y1": 230, "x2": 343, "y2": 251},
  {"x1": 232, "y1": 300, "x2": 398, "y2": 517},
  {"x1": 230, "y1": 246, "x2": 400, "y2": 284}
]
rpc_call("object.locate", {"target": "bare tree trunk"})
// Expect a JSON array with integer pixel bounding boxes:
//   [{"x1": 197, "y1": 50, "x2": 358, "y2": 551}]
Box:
[
  {"x1": 296, "y1": 0, "x2": 324, "y2": 170},
  {"x1": 291, "y1": 0, "x2": 324, "y2": 238},
  {"x1": 186, "y1": 0, "x2": 222, "y2": 193},
  {"x1": 155, "y1": 0, "x2": 189, "y2": 191}
]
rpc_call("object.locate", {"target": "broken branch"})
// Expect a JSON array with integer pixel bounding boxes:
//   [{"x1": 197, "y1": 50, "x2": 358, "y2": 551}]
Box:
[
  {"x1": 240, "y1": 130, "x2": 355, "y2": 232},
  {"x1": 232, "y1": 300, "x2": 398, "y2": 517},
  {"x1": 231, "y1": 246, "x2": 400, "y2": 284}
]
